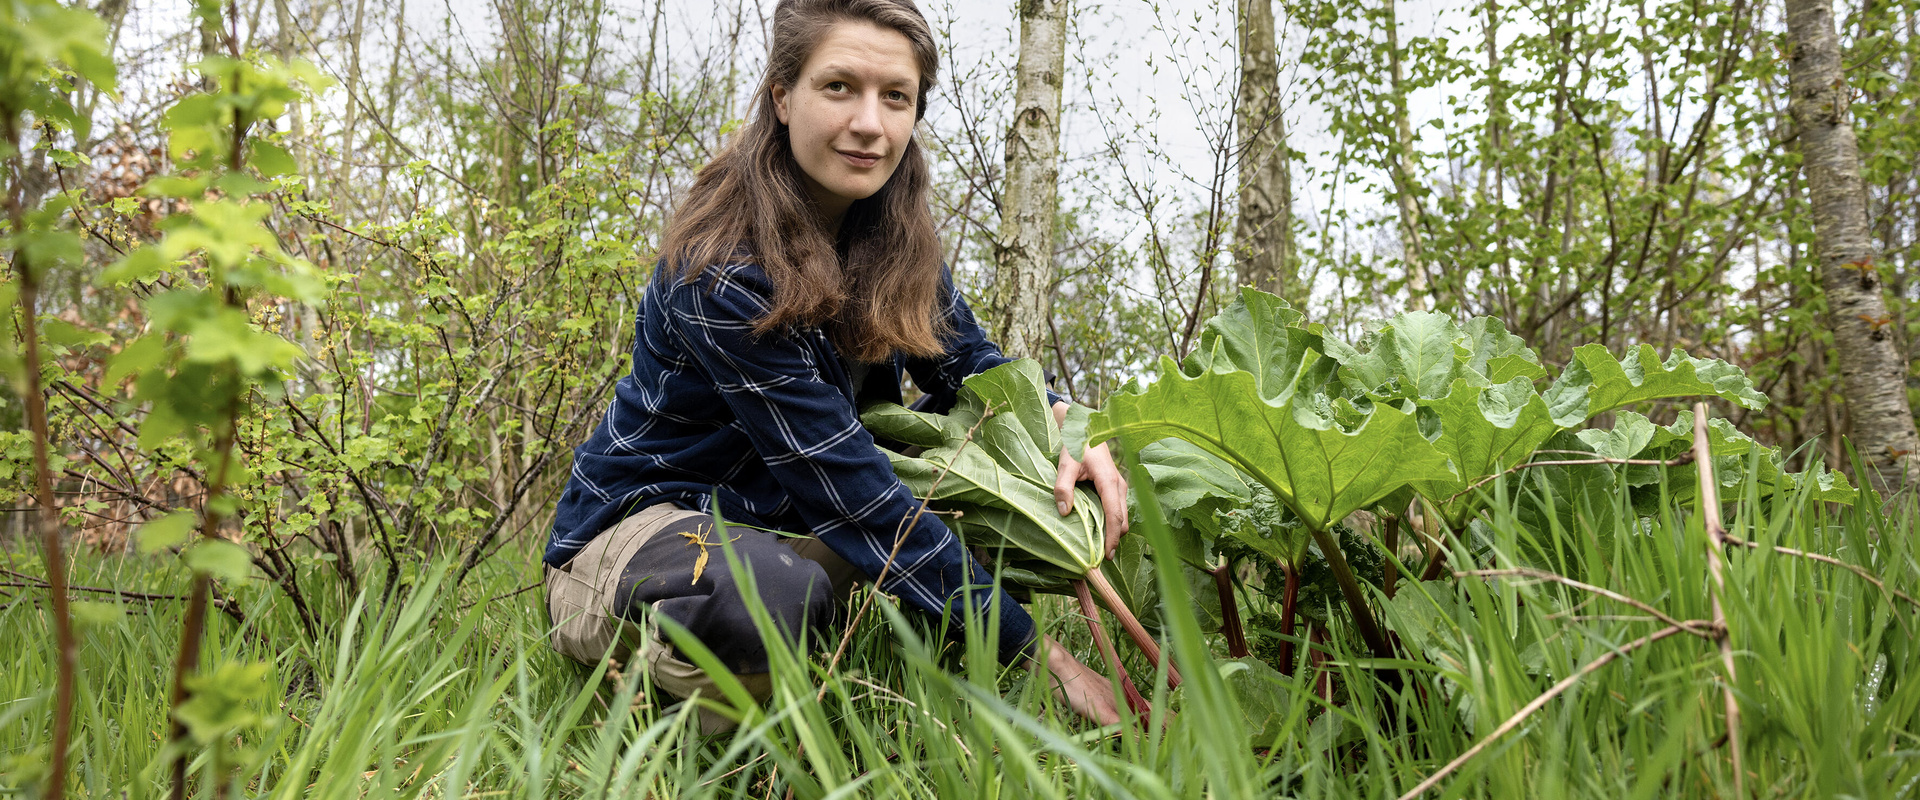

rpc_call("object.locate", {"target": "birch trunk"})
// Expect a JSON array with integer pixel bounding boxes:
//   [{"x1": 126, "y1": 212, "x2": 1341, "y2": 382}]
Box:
[
  {"x1": 1383, "y1": 0, "x2": 1430, "y2": 311},
  {"x1": 342, "y1": 0, "x2": 370, "y2": 170},
  {"x1": 1234, "y1": 0, "x2": 1296, "y2": 300},
  {"x1": 1785, "y1": 0, "x2": 1920, "y2": 491},
  {"x1": 991, "y1": 0, "x2": 1068, "y2": 360}
]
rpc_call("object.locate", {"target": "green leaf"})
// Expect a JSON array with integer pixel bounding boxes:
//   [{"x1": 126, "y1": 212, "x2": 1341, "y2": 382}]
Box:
[
  {"x1": 864, "y1": 360, "x2": 1104, "y2": 575},
  {"x1": 174, "y1": 661, "x2": 271, "y2": 745},
  {"x1": 1382, "y1": 581, "x2": 1467, "y2": 669},
  {"x1": 1327, "y1": 310, "x2": 1548, "y2": 403},
  {"x1": 1214, "y1": 483, "x2": 1310, "y2": 563},
  {"x1": 882, "y1": 447, "x2": 1104, "y2": 575},
  {"x1": 1411, "y1": 377, "x2": 1560, "y2": 528},
  {"x1": 212, "y1": 172, "x2": 276, "y2": 198},
  {"x1": 181, "y1": 538, "x2": 252, "y2": 582},
  {"x1": 99, "y1": 246, "x2": 174, "y2": 286},
  {"x1": 16, "y1": 228, "x2": 84, "y2": 277},
  {"x1": 1136, "y1": 438, "x2": 1254, "y2": 520},
  {"x1": 1542, "y1": 343, "x2": 1768, "y2": 426},
  {"x1": 1219, "y1": 657, "x2": 1299, "y2": 746},
  {"x1": 38, "y1": 317, "x2": 108, "y2": 348},
  {"x1": 1090, "y1": 362, "x2": 1457, "y2": 532},
  {"x1": 1620, "y1": 411, "x2": 1856, "y2": 506},
  {"x1": 962, "y1": 360, "x2": 1061, "y2": 486},
  {"x1": 141, "y1": 174, "x2": 210, "y2": 199},
  {"x1": 69, "y1": 600, "x2": 126, "y2": 629},
  {"x1": 1461, "y1": 316, "x2": 1547, "y2": 383},
  {"x1": 1574, "y1": 410, "x2": 1659, "y2": 460},
  {"x1": 183, "y1": 307, "x2": 304, "y2": 376},
  {"x1": 1061, "y1": 401, "x2": 1092, "y2": 459},
  {"x1": 104, "y1": 333, "x2": 169, "y2": 387},
  {"x1": 134, "y1": 511, "x2": 196, "y2": 554},
  {"x1": 1328, "y1": 310, "x2": 1464, "y2": 399},
  {"x1": 341, "y1": 435, "x2": 393, "y2": 472},
  {"x1": 135, "y1": 402, "x2": 187, "y2": 450},
  {"x1": 860, "y1": 407, "x2": 951, "y2": 452},
  {"x1": 1182, "y1": 288, "x2": 1332, "y2": 404},
  {"x1": 247, "y1": 140, "x2": 297, "y2": 177}
]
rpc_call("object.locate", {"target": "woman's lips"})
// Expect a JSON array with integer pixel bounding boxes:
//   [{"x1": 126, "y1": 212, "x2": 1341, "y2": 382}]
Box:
[{"x1": 839, "y1": 150, "x2": 881, "y2": 168}]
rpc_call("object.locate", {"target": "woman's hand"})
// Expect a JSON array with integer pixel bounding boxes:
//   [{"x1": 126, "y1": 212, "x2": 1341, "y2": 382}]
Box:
[
  {"x1": 1040, "y1": 636, "x2": 1121, "y2": 726},
  {"x1": 1052, "y1": 401, "x2": 1128, "y2": 557}
]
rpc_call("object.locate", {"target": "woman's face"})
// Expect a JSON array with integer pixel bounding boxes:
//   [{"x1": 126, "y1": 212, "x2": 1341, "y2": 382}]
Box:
[{"x1": 772, "y1": 20, "x2": 920, "y2": 227}]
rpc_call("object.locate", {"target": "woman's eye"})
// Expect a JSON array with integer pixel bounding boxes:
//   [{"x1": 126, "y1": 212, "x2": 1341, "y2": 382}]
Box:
[
  {"x1": 826, "y1": 81, "x2": 850, "y2": 93},
  {"x1": 887, "y1": 90, "x2": 910, "y2": 103}
]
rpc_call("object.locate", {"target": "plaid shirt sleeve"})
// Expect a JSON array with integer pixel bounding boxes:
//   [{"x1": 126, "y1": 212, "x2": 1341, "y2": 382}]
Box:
[{"x1": 666, "y1": 265, "x2": 1039, "y2": 665}]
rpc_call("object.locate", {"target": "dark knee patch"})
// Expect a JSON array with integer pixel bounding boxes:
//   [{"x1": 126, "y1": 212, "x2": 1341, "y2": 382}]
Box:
[{"x1": 613, "y1": 516, "x2": 836, "y2": 674}]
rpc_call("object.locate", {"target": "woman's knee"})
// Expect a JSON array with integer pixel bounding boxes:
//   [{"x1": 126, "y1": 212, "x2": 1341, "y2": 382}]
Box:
[{"x1": 613, "y1": 519, "x2": 835, "y2": 675}]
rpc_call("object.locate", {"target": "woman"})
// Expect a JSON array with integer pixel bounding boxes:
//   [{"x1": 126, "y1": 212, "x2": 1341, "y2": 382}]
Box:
[{"x1": 543, "y1": 0, "x2": 1125, "y2": 731}]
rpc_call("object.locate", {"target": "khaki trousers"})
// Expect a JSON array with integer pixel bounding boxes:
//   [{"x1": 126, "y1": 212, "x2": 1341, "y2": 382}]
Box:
[{"x1": 544, "y1": 504, "x2": 860, "y2": 733}]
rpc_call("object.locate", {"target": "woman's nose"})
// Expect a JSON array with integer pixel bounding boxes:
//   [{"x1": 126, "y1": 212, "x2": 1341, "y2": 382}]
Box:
[{"x1": 848, "y1": 94, "x2": 885, "y2": 137}]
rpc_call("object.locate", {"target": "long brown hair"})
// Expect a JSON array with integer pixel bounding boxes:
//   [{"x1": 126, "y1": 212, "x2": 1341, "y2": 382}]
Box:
[{"x1": 659, "y1": 0, "x2": 948, "y2": 362}]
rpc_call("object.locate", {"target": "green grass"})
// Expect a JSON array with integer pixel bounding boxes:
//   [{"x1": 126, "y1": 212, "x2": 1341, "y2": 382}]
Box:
[{"x1": 3, "y1": 469, "x2": 1918, "y2": 798}]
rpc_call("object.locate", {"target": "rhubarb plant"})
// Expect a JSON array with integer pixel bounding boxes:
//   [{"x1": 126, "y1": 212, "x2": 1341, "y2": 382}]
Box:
[
  {"x1": 862, "y1": 360, "x2": 1182, "y2": 689},
  {"x1": 1073, "y1": 288, "x2": 1853, "y2": 666},
  {"x1": 865, "y1": 290, "x2": 1849, "y2": 681},
  {"x1": 859, "y1": 360, "x2": 1104, "y2": 579}
]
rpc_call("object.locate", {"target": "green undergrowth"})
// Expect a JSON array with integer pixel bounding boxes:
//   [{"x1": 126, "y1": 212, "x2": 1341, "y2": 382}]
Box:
[{"x1": 3, "y1": 471, "x2": 1918, "y2": 798}]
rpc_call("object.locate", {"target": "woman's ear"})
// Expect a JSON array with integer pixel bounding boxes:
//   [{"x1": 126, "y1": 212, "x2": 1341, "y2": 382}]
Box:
[{"x1": 772, "y1": 83, "x2": 791, "y2": 125}]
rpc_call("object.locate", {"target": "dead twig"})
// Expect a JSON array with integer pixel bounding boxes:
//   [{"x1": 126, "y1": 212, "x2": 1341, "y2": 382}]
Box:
[
  {"x1": 1459, "y1": 568, "x2": 1718, "y2": 639},
  {"x1": 1397, "y1": 624, "x2": 1690, "y2": 800},
  {"x1": 454, "y1": 580, "x2": 542, "y2": 613},
  {"x1": 1719, "y1": 533, "x2": 1920, "y2": 612},
  {"x1": 819, "y1": 409, "x2": 995, "y2": 701},
  {"x1": 1691, "y1": 402, "x2": 1743, "y2": 798},
  {"x1": 0, "y1": 580, "x2": 248, "y2": 624}
]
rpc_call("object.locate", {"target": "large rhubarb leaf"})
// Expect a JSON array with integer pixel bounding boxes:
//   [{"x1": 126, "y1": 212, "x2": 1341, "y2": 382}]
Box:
[
  {"x1": 1220, "y1": 658, "x2": 1300, "y2": 746},
  {"x1": 1136, "y1": 438, "x2": 1254, "y2": 544},
  {"x1": 1462, "y1": 316, "x2": 1549, "y2": 385},
  {"x1": 1542, "y1": 343, "x2": 1768, "y2": 426},
  {"x1": 1101, "y1": 529, "x2": 1223, "y2": 637},
  {"x1": 1324, "y1": 310, "x2": 1546, "y2": 402},
  {"x1": 962, "y1": 358, "x2": 1061, "y2": 486},
  {"x1": 860, "y1": 402, "x2": 962, "y2": 449},
  {"x1": 1616, "y1": 410, "x2": 1856, "y2": 507},
  {"x1": 1324, "y1": 310, "x2": 1465, "y2": 399},
  {"x1": 1181, "y1": 287, "x2": 1334, "y2": 404},
  {"x1": 1504, "y1": 411, "x2": 1855, "y2": 545},
  {"x1": 1411, "y1": 377, "x2": 1561, "y2": 529},
  {"x1": 1088, "y1": 361, "x2": 1457, "y2": 532},
  {"x1": 1573, "y1": 410, "x2": 1660, "y2": 461},
  {"x1": 1214, "y1": 482, "x2": 1310, "y2": 564},
  {"x1": 862, "y1": 360, "x2": 1105, "y2": 576}
]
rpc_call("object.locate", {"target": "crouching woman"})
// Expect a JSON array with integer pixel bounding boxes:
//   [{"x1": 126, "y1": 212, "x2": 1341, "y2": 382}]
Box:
[{"x1": 542, "y1": 0, "x2": 1127, "y2": 732}]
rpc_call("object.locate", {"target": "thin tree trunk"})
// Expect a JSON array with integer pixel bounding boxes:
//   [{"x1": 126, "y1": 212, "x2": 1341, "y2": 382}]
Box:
[
  {"x1": 1234, "y1": 0, "x2": 1295, "y2": 301},
  {"x1": 1784, "y1": 0, "x2": 1920, "y2": 491},
  {"x1": 7, "y1": 116, "x2": 76, "y2": 800},
  {"x1": 1482, "y1": 0, "x2": 1512, "y2": 321},
  {"x1": 990, "y1": 0, "x2": 1068, "y2": 360},
  {"x1": 342, "y1": 0, "x2": 370, "y2": 170},
  {"x1": 1383, "y1": 0, "x2": 1430, "y2": 311}
]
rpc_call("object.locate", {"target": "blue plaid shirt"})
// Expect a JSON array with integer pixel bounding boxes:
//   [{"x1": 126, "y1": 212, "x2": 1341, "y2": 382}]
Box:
[{"x1": 547, "y1": 260, "x2": 1060, "y2": 664}]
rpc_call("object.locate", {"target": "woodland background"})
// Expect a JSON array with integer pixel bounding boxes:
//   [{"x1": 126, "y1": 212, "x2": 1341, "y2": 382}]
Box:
[
  {"x1": 10, "y1": 0, "x2": 1920, "y2": 552},
  {"x1": 3, "y1": 0, "x2": 1920, "y2": 795}
]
